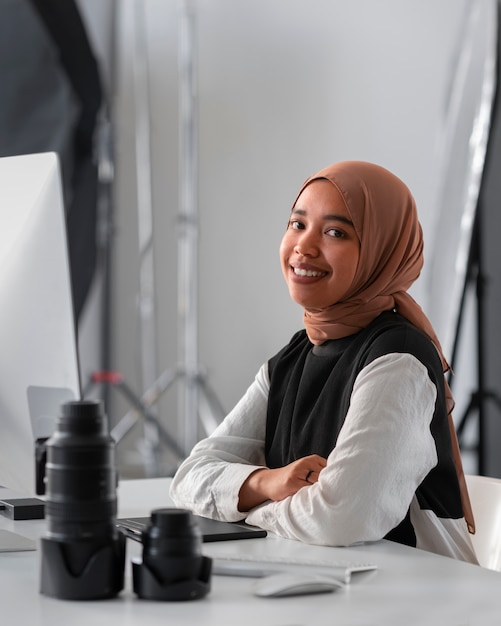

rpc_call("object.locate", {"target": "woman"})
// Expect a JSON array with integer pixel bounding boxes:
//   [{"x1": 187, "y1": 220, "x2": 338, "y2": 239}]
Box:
[{"x1": 170, "y1": 160, "x2": 477, "y2": 563}]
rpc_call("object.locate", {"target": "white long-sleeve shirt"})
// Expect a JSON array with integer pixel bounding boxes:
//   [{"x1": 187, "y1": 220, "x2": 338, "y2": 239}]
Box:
[{"x1": 170, "y1": 352, "x2": 477, "y2": 563}]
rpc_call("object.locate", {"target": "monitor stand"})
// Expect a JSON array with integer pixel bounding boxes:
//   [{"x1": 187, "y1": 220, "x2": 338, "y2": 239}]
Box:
[{"x1": 0, "y1": 529, "x2": 36, "y2": 552}]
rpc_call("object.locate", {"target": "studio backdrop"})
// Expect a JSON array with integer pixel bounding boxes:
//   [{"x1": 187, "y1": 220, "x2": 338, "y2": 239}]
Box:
[{"x1": 0, "y1": 0, "x2": 103, "y2": 320}]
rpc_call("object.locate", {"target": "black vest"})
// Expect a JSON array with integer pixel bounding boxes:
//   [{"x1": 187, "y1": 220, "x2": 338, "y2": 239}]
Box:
[{"x1": 265, "y1": 311, "x2": 463, "y2": 546}]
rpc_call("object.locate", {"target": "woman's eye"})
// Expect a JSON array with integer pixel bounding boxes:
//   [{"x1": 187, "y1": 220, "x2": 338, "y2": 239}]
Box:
[
  {"x1": 326, "y1": 228, "x2": 344, "y2": 238},
  {"x1": 290, "y1": 220, "x2": 304, "y2": 230}
]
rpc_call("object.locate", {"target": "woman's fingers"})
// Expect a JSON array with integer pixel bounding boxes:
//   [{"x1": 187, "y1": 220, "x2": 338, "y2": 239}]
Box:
[{"x1": 300, "y1": 454, "x2": 327, "y2": 484}]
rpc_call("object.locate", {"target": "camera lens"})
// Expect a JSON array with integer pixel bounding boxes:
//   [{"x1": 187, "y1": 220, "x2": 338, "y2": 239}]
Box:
[
  {"x1": 132, "y1": 508, "x2": 212, "y2": 600},
  {"x1": 44, "y1": 400, "x2": 117, "y2": 543},
  {"x1": 40, "y1": 400, "x2": 125, "y2": 600},
  {"x1": 142, "y1": 509, "x2": 202, "y2": 581}
]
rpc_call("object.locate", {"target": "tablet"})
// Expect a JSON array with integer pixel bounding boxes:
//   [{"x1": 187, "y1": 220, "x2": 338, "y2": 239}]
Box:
[{"x1": 117, "y1": 515, "x2": 267, "y2": 543}]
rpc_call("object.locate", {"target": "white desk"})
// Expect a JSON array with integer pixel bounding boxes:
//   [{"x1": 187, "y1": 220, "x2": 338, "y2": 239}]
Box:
[{"x1": 1, "y1": 477, "x2": 500, "y2": 625}]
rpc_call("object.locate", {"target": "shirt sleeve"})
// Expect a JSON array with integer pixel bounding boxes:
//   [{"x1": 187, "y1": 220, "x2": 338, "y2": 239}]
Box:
[
  {"x1": 169, "y1": 363, "x2": 270, "y2": 521},
  {"x1": 245, "y1": 352, "x2": 439, "y2": 546}
]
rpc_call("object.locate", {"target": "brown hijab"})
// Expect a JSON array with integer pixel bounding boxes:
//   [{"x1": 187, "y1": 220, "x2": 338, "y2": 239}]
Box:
[{"x1": 293, "y1": 161, "x2": 475, "y2": 533}]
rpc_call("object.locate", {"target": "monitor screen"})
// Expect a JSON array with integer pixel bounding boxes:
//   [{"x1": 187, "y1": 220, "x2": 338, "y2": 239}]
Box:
[{"x1": 0, "y1": 152, "x2": 81, "y2": 496}]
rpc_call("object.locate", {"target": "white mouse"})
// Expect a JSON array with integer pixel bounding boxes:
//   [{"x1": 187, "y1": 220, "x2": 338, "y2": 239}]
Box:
[{"x1": 252, "y1": 572, "x2": 343, "y2": 598}]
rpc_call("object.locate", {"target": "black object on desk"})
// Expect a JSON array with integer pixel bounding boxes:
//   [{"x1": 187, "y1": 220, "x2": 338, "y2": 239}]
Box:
[
  {"x1": 39, "y1": 399, "x2": 125, "y2": 601},
  {"x1": 0, "y1": 497, "x2": 45, "y2": 520},
  {"x1": 130, "y1": 508, "x2": 213, "y2": 601}
]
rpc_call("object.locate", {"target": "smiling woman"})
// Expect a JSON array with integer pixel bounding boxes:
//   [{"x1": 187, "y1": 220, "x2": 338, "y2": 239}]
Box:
[
  {"x1": 169, "y1": 160, "x2": 478, "y2": 565},
  {"x1": 280, "y1": 179, "x2": 360, "y2": 310}
]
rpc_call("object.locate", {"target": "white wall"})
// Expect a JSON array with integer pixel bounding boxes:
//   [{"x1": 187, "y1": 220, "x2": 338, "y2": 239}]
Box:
[{"x1": 109, "y1": 0, "x2": 470, "y2": 473}]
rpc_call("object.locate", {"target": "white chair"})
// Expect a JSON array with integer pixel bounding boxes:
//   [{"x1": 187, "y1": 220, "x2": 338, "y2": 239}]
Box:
[{"x1": 465, "y1": 474, "x2": 501, "y2": 570}]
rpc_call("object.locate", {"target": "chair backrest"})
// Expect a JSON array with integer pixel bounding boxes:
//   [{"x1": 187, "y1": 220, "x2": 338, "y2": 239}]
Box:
[{"x1": 465, "y1": 474, "x2": 501, "y2": 570}]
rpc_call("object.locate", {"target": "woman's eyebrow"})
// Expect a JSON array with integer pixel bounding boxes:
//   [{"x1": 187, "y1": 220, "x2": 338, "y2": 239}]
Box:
[{"x1": 292, "y1": 208, "x2": 354, "y2": 227}]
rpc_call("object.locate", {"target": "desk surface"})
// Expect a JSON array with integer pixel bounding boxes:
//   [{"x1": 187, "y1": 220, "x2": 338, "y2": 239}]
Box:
[{"x1": 1, "y1": 477, "x2": 500, "y2": 625}]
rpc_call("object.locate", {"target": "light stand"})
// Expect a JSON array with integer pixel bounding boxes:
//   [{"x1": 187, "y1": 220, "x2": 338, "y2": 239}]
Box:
[
  {"x1": 100, "y1": 0, "x2": 224, "y2": 471},
  {"x1": 427, "y1": 0, "x2": 499, "y2": 476},
  {"x1": 130, "y1": 0, "x2": 163, "y2": 472},
  {"x1": 450, "y1": 207, "x2": 501, "y2": 475},
  {"x1": 447, "y1": 0, "x2": 501, "y2": 476},
  {"x1": 174, "y1": 0, "x2": 225, "y2": 453}
]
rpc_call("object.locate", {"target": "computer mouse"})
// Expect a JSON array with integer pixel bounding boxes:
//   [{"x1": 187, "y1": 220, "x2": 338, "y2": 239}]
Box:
[{"x1": 252, "y1": 572, "x2": 343, "y2": 598}]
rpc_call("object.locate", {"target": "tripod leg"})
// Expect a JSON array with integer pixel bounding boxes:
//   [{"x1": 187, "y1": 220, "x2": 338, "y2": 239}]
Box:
[
  {"x1": 487, "y1": 391, "x2": 501, "y2": 413},
  {"x1": 111, "y1": 410, "x2": 141, "y2": 443},
  {"x1": 116, "y1": 380, "x2": 185, "y2": 460},
  {"x1": 89, "y1": 371, "x2": 186, "y2": 474}
]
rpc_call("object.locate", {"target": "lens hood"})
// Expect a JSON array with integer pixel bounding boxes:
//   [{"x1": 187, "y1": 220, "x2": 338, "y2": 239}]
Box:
[
  {"x1": 40, "y1": 532, "x2": 126, "y2": 600},
  {"x1": 40, "y1": 399, "x2": 125, "y2": 600}
]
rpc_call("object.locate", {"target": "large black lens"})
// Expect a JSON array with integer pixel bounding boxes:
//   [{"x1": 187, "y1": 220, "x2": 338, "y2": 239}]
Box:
[
  {"x1": 44, "y1": 400, "x2": 117, "y2": 542},
  {"x1": 40, "y1": 400, "x2": 125, "y2": 600}
]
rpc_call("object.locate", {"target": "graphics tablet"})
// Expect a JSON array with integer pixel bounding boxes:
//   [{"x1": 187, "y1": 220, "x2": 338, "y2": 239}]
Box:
[{"x1": 117, "y1": 515, "x2": 267, "y2": 543}]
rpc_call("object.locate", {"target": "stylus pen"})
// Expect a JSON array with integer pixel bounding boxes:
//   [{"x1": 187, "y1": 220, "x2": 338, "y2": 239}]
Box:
[
  {"x1": 211, "y1": 559, "x2": 356, "y2": 584},
  {"x1": 212, "y1": 560, "x2": 280, "y2": 578}
]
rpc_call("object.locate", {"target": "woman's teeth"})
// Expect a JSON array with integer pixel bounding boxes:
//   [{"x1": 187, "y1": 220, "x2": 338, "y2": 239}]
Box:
[{"x1": 293, "y1": 268, "x2": 326, "y2": 277}]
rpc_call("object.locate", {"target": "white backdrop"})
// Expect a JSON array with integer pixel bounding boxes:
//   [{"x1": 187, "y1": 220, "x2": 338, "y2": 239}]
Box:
[{"x1": 79, "y1": 0, "x2": 474, "y2": 472}]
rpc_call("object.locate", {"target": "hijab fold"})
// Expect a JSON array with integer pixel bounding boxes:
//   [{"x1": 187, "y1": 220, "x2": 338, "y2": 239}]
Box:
[{"x1": 294, "y1": 161, "x2": 475, "y2": 534}]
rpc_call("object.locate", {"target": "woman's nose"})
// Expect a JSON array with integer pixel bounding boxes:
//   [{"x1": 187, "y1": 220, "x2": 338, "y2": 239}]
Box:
[{"x1": 294, "y1": 231, "x2": 319, "y2": 256}]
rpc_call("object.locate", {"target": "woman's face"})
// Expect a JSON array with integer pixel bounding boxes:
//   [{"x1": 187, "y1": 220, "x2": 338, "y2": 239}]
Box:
[{"x1": 280, "y1": 179, "x2": 361, "y2": 310}]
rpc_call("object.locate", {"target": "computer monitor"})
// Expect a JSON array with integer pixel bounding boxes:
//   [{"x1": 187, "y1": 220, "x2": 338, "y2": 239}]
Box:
[{"x1": 0, "y1": 152, "x2": 81, "y2": 497}]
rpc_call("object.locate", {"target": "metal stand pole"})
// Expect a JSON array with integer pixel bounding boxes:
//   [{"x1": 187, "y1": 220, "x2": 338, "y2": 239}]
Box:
[
  {"x1": 177, "y1": 0, "x2": 202, "y2": 454},
  {"x1": 96, "y1": 0, "x2": 224, "y2": 471},
  {"x1": 147, "y1": 0, "x2": 224, "y2": 455},
  {"x1": 131, "y1": 0, "x2": 163, "y2": 472}
]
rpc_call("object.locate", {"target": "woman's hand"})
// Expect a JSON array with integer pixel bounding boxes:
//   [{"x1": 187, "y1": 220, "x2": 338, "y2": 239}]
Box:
[{"x1": 238, "y1": 454, "x2": 327, "y2": 512}]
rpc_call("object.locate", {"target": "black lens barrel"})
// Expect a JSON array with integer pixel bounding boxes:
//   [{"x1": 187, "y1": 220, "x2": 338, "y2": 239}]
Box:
[
  {"x1": 39, "y1": 400, "x2": 125, "y2": 600},
  {"x1": 132, "y1": 508, "x2": 212, "y2": 601},
  {"x1": 44, "y1": 400, "x2": 117, "y2": 541}
]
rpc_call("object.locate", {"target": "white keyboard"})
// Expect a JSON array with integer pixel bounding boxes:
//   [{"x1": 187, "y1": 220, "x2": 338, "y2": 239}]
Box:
[{"x1": 212, "y1": 552, "x2": 377, "y2": 584}]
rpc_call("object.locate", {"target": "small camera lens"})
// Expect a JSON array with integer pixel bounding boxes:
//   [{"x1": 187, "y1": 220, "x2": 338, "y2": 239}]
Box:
[
  {"x1": 132, "y1": 508, "x2": 212, "y2": 600},
  {"x1": 142, "y1": 508, "x2": 202, "y2": 582}
]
